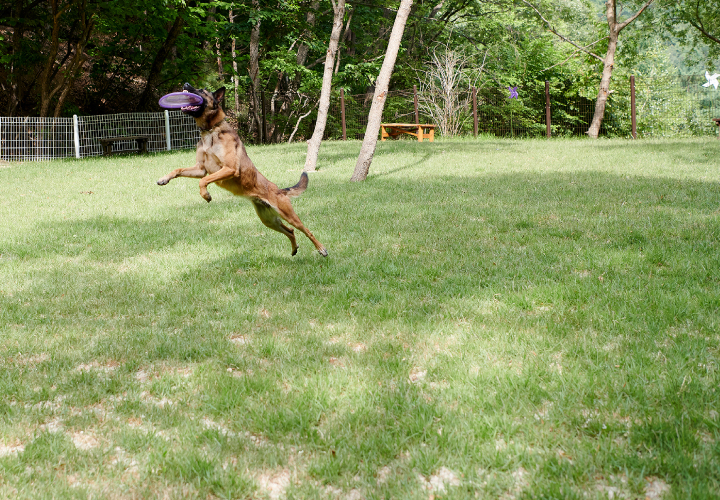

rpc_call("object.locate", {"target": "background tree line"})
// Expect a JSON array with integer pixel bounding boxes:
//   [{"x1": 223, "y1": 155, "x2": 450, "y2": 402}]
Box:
[{"x1": 0, "y1": 0, "x2": 718, "y2": 137}]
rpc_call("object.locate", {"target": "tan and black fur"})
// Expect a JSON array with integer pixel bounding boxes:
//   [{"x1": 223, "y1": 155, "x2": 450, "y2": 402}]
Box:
[{"x1": 157, "y1": 83, "x2": 327, "y2": 257}]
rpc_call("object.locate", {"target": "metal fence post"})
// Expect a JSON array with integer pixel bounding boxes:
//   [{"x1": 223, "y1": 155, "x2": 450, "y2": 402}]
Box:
[
  {"x1": 165, "y1": 110, "x2": 172, "y2": 150},
  {"x1": 73, "y1": 115, "x2": 81, "y2": 158}
]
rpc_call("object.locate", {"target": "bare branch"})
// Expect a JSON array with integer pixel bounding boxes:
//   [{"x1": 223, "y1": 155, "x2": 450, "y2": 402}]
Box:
[
  {"x1": 617, "y1": 0, "x2": 655, "y2": 31},
  {"x1": 521, "y1": 0, "x2": 604, "y2": 62},
  {"x1": 541, "y1": 37, "x2": 609, "y2": 72},
  {"x1": 687, "y1": 1, "x2": 720, "y2": 45}
]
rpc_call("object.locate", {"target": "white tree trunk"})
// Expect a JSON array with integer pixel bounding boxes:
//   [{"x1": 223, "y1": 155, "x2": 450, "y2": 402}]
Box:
[
  {"x1": 350, "y1": 0, "x2": 414, "y2": 182},
  {"x1": 304, "y1": 0, "x2": 346, "y2": 172}
]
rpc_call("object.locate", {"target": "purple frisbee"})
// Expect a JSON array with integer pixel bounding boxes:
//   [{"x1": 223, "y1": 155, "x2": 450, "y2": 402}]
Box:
[{"x1": 158, "y1": 92, "x2": 204, "y2": 109}]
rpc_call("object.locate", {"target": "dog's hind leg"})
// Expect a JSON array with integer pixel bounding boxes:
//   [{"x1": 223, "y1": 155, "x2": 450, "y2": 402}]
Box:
[
  {"x1": 252, "y1": 199, "x2": 299, "y2": 256},
  {"x1": 274, "y1": 200, "x2": 328, "y2": 257}
]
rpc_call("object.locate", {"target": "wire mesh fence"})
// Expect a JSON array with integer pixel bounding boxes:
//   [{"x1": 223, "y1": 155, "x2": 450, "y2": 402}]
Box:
[
  {"x1": 1, "y1": 76, "x2": 718, "y2": 161},
  {"x1": 0, "y1": 117, "x2": 75, "y2": 161},
  {"x1": 239, "y1": 76, "x2": 719, "y2": 143},
  {"x1": 0, "y1": 111, "x2": 199, "y2": 161}
]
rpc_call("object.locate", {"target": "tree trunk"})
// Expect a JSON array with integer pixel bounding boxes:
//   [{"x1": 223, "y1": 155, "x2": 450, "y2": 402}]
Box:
[
  {"x1": 587, "y1": 0, "x2": 654, "y2": 138},
  {"x1": 249, "y1": 0, "x2": 263, "y2": 143},
  {"x1": 587, "y1": 33, "x2": 618, "y2": 138},
  {"x1": 230, "y1": 10, "x2": 240, "y2": 119},
  {"x1": 304, "y1": 0, "x2": 346, "y2": 172},
  {"x1": 7, "y1": 0, "x2": 26, "y2": 116},
  {"x1": 39, "y1": 0, "x2": 94, "y2": 117},
  {"x1": 136, "y1": 12, "x2": 185, "y2": 111},
  {"x1": 350, "y1": 0, "x2": 413, "y2": 182},
  {"x1": 295, "y1": 0, "x2": 321, "y2": 84}
]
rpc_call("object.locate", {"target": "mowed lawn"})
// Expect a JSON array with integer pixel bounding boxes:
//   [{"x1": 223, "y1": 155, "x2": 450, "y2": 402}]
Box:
[{"x1": 1, "y1": 137, "x2": 719, "y2": 499}]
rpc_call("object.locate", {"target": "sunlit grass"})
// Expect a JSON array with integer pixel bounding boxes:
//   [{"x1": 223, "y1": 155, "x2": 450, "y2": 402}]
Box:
[{"x1": 1, "y1": 136, "x2": 719, "y2": 498}]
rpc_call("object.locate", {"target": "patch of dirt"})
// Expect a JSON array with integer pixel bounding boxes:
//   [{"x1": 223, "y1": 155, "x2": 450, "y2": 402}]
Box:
[
  {"x1": 348, "y1": 342, "x2": 367, "y2": 353},
  {"x1": 201, "y1": 417, "x2": 236, "y2": 437},
  {"x1": 328, "y1": 357, "x2": 346, "y2": 368},
  {"x1": 7, "y1": 353, "x2": 49, "y2": 366},
  {"x1": 39, "y1": 417, "x2": 64, "y2": 434},
  {"x1": 71, "y1": 431, "x2": 100, "y2": 451},
  {"x1": 500, "y1": 467, "x2": 529, "y2": 500},
  {"x1": 140, "y1": 391, "x2": 175, "y2": 409},
  {"x1": 644, "y1": 477, "x2": 670, "y2": 499},
  {"x1": 230, "y1": 334, "x2": 249, "y2": 345},
  {"x1": 75, "y1": 361, "x2": 119, "y2": 373},
  {"x1": 409, "y1": 367, "x2": 427, "y2": 383},
  {"x1": 0, "y1": 441, "x2": 25, "y2": 457},
  {"x1": 376, "y1": 465, "x2": 392, "y2": 485},
  {"x1": 258, "y1": 468, "x2": 291, "y2": 499},
  {"x1": 418, "y1": 467, "x2": 461, "y2": 494}
]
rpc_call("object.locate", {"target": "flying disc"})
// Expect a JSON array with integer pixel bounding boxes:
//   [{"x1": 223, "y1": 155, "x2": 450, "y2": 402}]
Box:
[{"x1": 158, "y1": 92, "x2": 204, "y2": 109}]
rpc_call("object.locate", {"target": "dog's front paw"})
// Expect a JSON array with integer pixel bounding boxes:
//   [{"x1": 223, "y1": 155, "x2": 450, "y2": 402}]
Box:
[
  {"x1": 157, "y1": 178, "x2": 169, "y2": 185},
  {"x1": 202, "y1": 193, "x2": 212, "y2": 203}
]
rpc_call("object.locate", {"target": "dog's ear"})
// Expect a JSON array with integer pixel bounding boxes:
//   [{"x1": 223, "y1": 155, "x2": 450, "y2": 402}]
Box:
[{"x1": 213, "y1": 87, "x2": 226, "y2": 103}]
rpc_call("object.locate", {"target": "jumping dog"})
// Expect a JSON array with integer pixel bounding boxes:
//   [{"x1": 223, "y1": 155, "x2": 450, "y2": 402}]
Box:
[{"x1": 157, "y1": 83, "x2": 328, "y2": 257}]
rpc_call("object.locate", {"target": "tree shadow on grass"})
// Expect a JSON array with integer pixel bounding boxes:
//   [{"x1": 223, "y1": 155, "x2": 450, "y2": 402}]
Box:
[
  {"x1": 3, "y1": 168, "x2": 719, "y2": 350},
  {"x1": 2, "y1": 167, "x2": 719, "y2": 492}
]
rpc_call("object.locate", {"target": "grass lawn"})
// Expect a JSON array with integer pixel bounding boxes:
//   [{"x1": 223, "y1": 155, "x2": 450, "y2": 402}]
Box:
[{"x1": 1, "y1": 136, "x2": 719, "y2": 499}]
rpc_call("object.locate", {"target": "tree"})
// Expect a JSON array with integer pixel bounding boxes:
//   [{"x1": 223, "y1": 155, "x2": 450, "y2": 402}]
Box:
[
  {"x1": 662, "y1": 1, "x2": 720, "y2": 57},
  {"x1": 136, "y1": 10, "x2": 186, "y2": 111},
  {"x1": 39, "y1": 0, "x2": 96, "y2": 117},
  {"x1": 350, "y1": 0, "x2": 414, "y2": 182},
  {"x1": 303, "y1": 0, "x2": 346, "y2": 172},
  {"x1": 524, "y1": 0, "x2": 654, "y2": 138},
  {"x1": 587, "y1": 0, "x2": 654, "y2": 138},
  {"x1": 416, "y1": 42, "x2": 484, "y2": 136}
]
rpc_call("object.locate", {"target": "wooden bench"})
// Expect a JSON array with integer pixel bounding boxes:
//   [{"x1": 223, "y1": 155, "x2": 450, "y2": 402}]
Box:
[
  {"x1": 713, "y1": 118, "x2": 720, "y2": 139},
  {"x1": 381, "y1": 123, "x2": 436, "y2": 142},
  {"x1": 99, "y1": 135, "x2": 150, "y2": 156}
]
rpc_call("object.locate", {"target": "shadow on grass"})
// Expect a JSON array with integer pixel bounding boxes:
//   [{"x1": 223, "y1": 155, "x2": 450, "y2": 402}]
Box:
[
  {"x1": 3, "y1": 168, "x2": 719, "y2": 344},
  {"x1": 2, "y1": 161, "x2": 720, "y2": 493}
]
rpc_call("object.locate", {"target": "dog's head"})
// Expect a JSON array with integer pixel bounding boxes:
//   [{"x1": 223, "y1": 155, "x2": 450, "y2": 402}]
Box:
[{"x1": 181, "y1": 83, "x2": 226, "y2": 129}]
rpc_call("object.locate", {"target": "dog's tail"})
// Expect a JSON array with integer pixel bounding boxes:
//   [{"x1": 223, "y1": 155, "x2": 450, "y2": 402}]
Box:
[{"x1": 282, "y1": 172, "x2": 309, "y2": 198}]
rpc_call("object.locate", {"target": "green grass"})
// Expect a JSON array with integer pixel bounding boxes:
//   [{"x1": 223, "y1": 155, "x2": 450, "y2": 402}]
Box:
[{"x1": 1, "y1": 136, "x2": 719, "y2": 499}]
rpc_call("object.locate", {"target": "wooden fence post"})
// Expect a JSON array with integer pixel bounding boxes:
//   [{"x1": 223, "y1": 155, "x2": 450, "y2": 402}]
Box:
[
  {"x1": 630, "y1": 75, "x2": 637, "y2": 139},
  {"x1": 261, "y1": 89, "x2": 266, "y2": 144},
  {"x1": 545, "y1": 81, "x2": 551, "y2": 138},
  {"x1": 340, "y1": 88, "x2": 347, "y2": 140},
  {"x1": 473, "y1": 87, "x2": 478, "y2": 138},
  {"x1": 413, "y1": 85, "x2": 419, "y2": 124}
]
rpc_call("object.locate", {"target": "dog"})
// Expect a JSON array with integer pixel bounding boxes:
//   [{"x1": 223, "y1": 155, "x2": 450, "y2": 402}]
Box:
[{"x1": 157, "y1": 83, "x2": 328, "y2": 257}]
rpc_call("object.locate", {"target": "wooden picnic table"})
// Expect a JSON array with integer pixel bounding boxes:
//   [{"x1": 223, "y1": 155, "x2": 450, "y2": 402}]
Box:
[
  {"x1": 381, "y1": 123, "x2": 436, "y2": 142},
  {"x1": 99, "y1": 135, "x2": 150, "y2": 156}
]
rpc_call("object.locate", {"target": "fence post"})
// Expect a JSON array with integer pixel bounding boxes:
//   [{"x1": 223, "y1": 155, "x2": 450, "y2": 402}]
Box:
[
  {"x1": 261, "y1": 89, "x2": 266, "y2": 144},
  {"x1": 545, "y1": 81, "x2": 551, "y2": 138},
  {"x1": 340, "y1": 88, "x2": 347, "y2": 140},
  {"x1": 164, "y1": 110, "x2": 172, "y2": 150},
  {"x1": 473, "y1": 87, "x2": 478, "y2": 138},
  {"x1": 413, "y1": 85, "x2": 419, "y2": 124},
  {"x1": 630, "y1": 75, "x2": 637, "y2": 139},
  {"x1": 73, "y1": 115, "x2": 81, "y2": 158}
]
